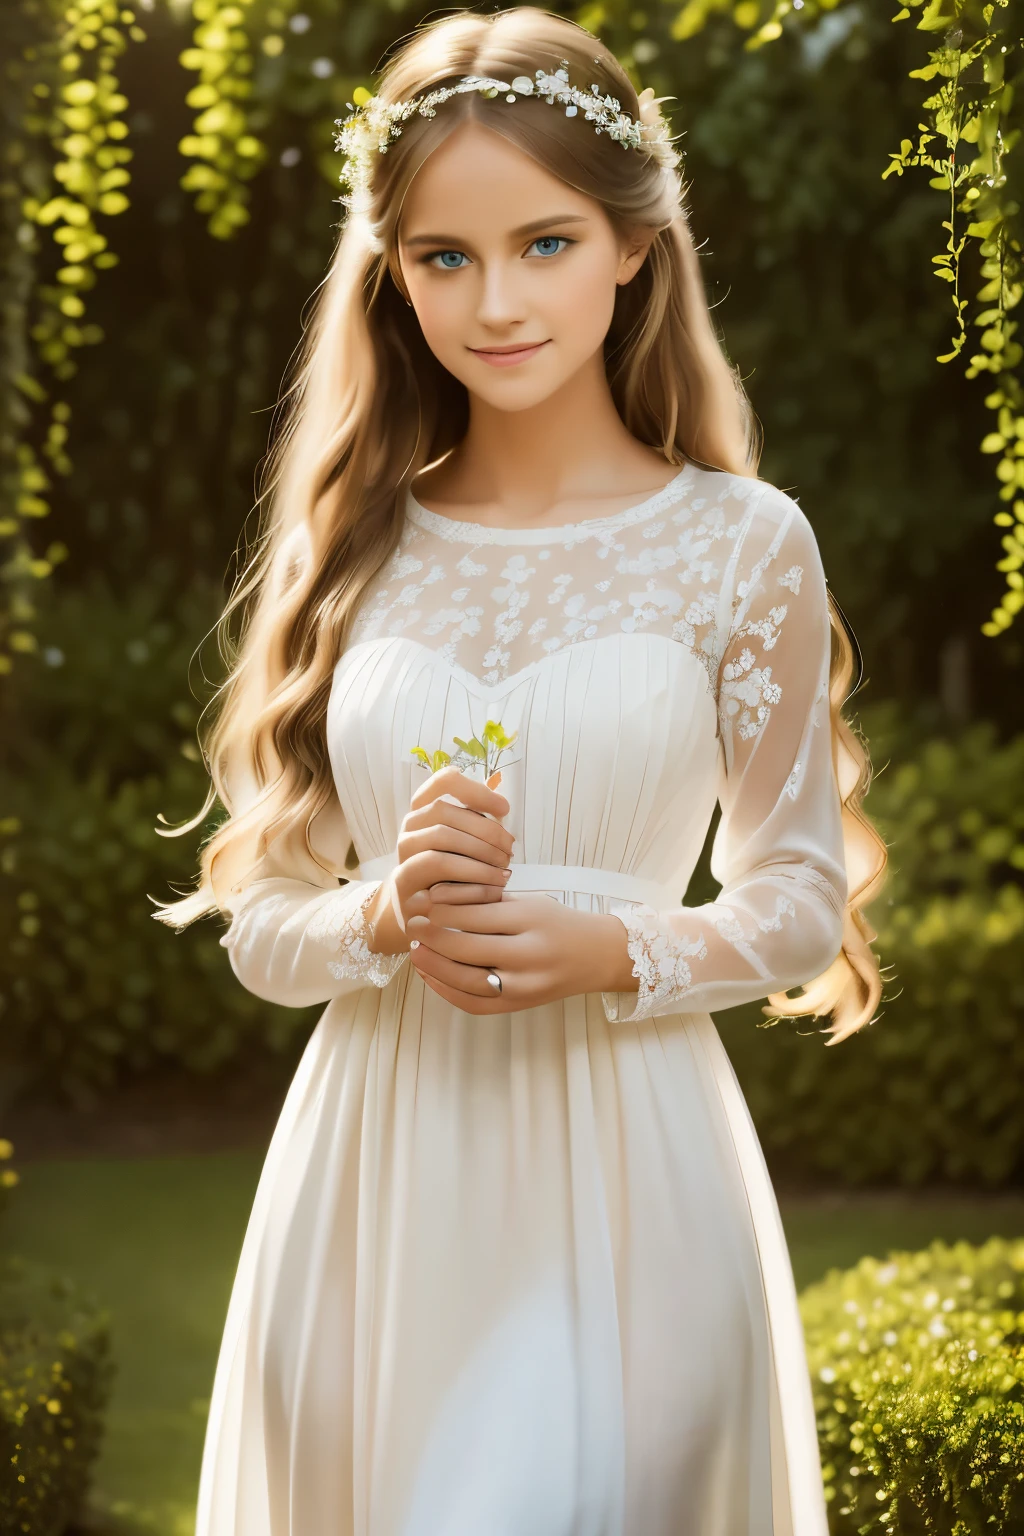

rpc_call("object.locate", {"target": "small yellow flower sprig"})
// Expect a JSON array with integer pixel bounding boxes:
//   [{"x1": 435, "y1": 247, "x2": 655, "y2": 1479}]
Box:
[{"x1": 410, "y1": 718, "x2": 519, "y2": 785}]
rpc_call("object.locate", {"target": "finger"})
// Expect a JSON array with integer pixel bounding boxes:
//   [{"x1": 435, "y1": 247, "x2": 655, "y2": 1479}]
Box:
[
  {"x1": 402, "y1": 799, "x2": 515, "y2": 859},
  {"x1": 412, "y1": 967, "x2": 507, "y2": 1016},
  {"x1": 409, "y1": 765, "x2": 510, "y2": 820},
  {"x1": 405, "y1": 886, "x2": 503, "y2": 921},
  {"x1": 407, "y1": 917, "x2": 519, "y2": 967},
  {"x1": 399, "y1": 821, "x2": 511, "y2": 869},
  {"x1": 410, "y1": 942, "x2": 508, "y2": 1001},
  {"x1": 421, "y1": 896, "x2": 533, "y2": 935},
  {"x1": 426, "y1": 882, "x2": 505, "y2": 906},
  {"x1": 396, "y1": 851, "x2": 512, "y2": 899}
]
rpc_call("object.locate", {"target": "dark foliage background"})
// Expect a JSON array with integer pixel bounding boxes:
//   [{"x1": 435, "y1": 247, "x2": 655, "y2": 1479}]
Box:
[{"x1": 2, "y1": 1, "x2": 1021, "y2": 1181}]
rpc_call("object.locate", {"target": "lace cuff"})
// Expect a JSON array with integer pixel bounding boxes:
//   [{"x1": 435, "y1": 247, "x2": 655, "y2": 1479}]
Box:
[
  {"x1": 304, "y1": 881, "x2": 408, "y2": 990},
  {"x1": 601, "y1": 901, "x2": 707, "y2": 1024}
]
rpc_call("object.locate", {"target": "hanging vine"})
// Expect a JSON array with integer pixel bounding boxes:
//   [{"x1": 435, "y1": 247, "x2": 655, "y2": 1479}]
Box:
[
  {"x1": 667, "y1": 0, "x2": 1023, "y2": 634},
  {"x1": 1, "y1": 0, "x2": 142, "y2": 672},
  {"x1": 2, "y1": 1, "x2": 67, "y2": 675},
  {"x1": 176, "y1": 0, "x2": 365, "y2": 236},
  {"x1": 880, "y1": 0, "x2": 1022, "y2": 637},
  {"x1": 178, "y1": 0, "x2": 273, "y2": 239}
]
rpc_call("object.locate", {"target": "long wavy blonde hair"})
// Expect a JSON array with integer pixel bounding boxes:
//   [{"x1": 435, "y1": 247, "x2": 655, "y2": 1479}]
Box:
[{"x1": 153, "y1": 7, "x2": 886, "y2": 1042}]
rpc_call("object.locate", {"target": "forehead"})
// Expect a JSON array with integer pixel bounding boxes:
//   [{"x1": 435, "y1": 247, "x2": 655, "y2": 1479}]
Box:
[{"x1": 398, "y1": 121, "x2": 595, "y2": 238}]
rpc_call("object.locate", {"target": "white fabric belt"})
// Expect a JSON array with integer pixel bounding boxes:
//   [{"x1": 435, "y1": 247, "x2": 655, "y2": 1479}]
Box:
[{"x1": 358, "y1": 852, "x2": 671, "y2": 909}]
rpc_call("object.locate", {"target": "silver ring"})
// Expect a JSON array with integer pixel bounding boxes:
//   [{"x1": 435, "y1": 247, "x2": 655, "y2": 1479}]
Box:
[{"x1": 486, "y1": 970, "x2": 503, "y2": 995}]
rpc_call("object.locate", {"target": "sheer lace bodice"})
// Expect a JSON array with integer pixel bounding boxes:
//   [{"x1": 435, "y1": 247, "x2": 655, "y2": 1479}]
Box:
[
  {"x1": 354, "y1": 464, "x2": 771, "y2": 710},
  {"x1": 221, "y1": 463, "x2": 847, "y2": 1027}
]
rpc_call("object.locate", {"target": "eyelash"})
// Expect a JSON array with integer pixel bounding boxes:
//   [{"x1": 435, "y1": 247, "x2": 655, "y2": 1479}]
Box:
[{"x1": 422, "y1": 236, "x2": 576, "y2": 270}]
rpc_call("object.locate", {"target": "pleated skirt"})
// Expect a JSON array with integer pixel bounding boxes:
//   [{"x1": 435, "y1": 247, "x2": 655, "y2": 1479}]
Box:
[{"x1": 195, "y1": 968, "x2": 827, "y2": 1536}]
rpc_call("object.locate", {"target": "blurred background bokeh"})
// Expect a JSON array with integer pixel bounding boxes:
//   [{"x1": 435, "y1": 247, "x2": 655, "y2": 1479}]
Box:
[{"x1": 2, "y1": 1, "x2": 1023, "y2": 1531}]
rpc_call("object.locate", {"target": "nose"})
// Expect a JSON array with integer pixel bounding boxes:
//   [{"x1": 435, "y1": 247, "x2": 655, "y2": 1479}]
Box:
[{"x1": 475, "y1": 258, "x2": 527, "y2": 332}]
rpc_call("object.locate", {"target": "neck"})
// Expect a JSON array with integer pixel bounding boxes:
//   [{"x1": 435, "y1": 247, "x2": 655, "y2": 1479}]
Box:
[{"x1": 438, "y1": 347, "x2": 669, "y2": 525}]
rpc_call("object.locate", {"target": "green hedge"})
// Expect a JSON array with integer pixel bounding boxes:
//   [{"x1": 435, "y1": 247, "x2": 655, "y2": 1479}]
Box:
[
  {"x1": 0, "y1": 753, "x2": 315, "y2": 1105},
  {"x1": 802, "y1": 1237, "x2": 1024, "y2": 1532},
  {"x1": 0, "y1": 1139, "x2": 113, "y2": 1535},
  {"x1": 722, "y1": 705, "x2": 1024, "y2": 1185},
  {"x1": 0, "y1": 1260, "x2": 113, "y2": 1536},
  {"x1": 1, "y1": 578, "x2": 318, "y2": 1107}
]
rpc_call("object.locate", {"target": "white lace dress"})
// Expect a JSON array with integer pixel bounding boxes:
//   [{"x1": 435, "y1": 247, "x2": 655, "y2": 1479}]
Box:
[{"x1": 197, "y1": 462, "x2": 844, "y2": 1536}]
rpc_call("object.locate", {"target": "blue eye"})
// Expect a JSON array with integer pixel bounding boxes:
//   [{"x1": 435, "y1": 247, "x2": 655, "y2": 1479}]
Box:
[
  {"x1": 529, "y1": 236, "x2": 570, "y2": 258},
  {"x1": 429, "y1": 250, "x2": 469, "y2": 269}
]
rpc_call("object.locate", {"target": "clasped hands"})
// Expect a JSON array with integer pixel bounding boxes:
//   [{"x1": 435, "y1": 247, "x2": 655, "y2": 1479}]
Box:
[{"x1": 365, "y1": 766, "x2": 637, "y2": 1014}]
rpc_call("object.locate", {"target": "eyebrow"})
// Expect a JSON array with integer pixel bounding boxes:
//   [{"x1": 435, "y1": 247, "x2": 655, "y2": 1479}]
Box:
[{"x1": 401, "y1": 212, "x2": 590, "y2": 248}]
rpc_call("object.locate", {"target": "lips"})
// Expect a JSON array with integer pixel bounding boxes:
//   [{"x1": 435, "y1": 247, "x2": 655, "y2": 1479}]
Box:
[{"x1": 469, "y1": 340, "x2": 550, "y2": 369}]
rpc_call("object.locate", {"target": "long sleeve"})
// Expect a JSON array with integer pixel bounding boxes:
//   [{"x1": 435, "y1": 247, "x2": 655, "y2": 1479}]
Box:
[
  {"x1": 602, "y1": 488, "x2": 847, "y2": 1023},
  {"x1": 219, "y1": 790, "x2": 407, "y2": 1009}
]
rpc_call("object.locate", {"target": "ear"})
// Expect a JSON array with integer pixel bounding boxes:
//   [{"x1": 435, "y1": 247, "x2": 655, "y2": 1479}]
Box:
[{"x1": 616, "y1": 227, "x2": 656, "y2": 287}]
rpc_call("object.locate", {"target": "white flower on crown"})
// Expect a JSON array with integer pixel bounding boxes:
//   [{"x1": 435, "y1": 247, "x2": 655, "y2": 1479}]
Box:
[{"x1": 334, "y1": 60, "x2": 681, "y2": 201}]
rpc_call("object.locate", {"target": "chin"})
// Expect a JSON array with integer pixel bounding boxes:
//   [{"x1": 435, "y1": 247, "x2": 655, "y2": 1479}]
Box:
[
  {"x1": 478, "y1": 386, "x2": 562, "y2": 414},
  {"x1": 466, "y1": 368, "x2": 579, "y2": 415}
]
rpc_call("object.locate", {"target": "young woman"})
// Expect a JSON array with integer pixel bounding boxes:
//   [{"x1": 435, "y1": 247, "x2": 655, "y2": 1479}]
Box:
[{"x1": 157, "y1": 9, "x2": 886, "y2": 1532}]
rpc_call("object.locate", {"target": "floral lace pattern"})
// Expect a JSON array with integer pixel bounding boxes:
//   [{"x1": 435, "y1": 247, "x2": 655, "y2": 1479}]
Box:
[
  {"x1": 601, "y1": 859, "x2": 841, "y2": 1024},
  {"x1": 350, "y1": 466, "x2": 791, "y2": 697},
  {"x1": 602, "y1": 901, "x2": 709, "y2": 1023},
  {"x1": 718, "y1": 650, "x2": 783, "y2": 742},
  {"x1": 304, "y1": 881, "x2": 407, "y2": 989}
]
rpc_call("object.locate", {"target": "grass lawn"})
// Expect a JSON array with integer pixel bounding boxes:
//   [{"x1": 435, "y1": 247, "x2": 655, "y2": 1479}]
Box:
[{"x1": 5, "y1": 1152, "x2": 1024, "y2": 1534}]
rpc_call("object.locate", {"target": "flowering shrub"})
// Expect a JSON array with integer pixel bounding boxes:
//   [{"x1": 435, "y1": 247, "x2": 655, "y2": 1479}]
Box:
[
  {"x1": 0, "y1": 1260, "x2": 113, "y2": 1536},
  {"x1": 0, "y1": 1144, "x2": 113, "y2": 1535},
  {"x1": 801, "y1": 1237, "x2": 1024, "y2": 1532}
]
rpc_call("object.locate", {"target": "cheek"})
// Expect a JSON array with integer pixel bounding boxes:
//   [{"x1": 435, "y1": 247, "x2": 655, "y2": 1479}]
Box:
[
  {"x1": 543, "y1": 253, "x2": 618, "y2": 346},
  {"x1": 407, "y1": 274, "x2": 466, "y2": 357}
]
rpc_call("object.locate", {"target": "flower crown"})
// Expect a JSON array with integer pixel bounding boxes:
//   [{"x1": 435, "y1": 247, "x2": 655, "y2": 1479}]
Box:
[{"x1": 334, "y1": 62, "x2": 679, "y2": 202}]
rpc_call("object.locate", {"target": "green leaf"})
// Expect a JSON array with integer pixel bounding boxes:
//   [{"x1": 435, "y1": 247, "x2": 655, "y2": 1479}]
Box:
[
  {"x1": 409, "y1": 746, "x2": 431, "y2": 768},
  {"x1": 918, "y1": 0, "x2": 954, "y2": 31},
  {"x1": 431, "y1": 750, "x2": 451, "y2": 772},
  {"x1": 452, "y1": 736, "x2": 487, "y2": 760}
]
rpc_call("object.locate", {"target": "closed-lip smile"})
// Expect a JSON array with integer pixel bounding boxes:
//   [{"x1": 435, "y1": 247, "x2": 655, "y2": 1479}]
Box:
[{"x1": 469, "y1": 339, "x2": 550, "y2": 368}]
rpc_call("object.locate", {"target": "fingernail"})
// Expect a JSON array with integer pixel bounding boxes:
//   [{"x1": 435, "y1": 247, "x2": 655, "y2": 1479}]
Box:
[{"x1": 501, "y1": 868, "x2": 512, "y2": 880}]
